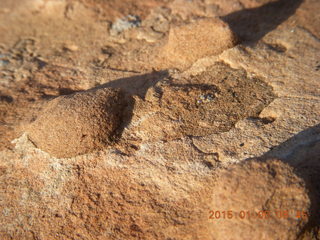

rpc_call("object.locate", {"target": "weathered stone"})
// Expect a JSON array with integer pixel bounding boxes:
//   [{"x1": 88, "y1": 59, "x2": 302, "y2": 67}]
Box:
[
  {"x1": 27, "y1": 88, "x2": 130, "y2": 158},
  {"x1": 0, "y1": 0, "x2": 319, "y2": 239},
  {"x1": 157, "y1": 17, "x2": 238, "y2": 69},
  {"x1": 208, "y1": 159, "x2": 310, "y2": 240}
]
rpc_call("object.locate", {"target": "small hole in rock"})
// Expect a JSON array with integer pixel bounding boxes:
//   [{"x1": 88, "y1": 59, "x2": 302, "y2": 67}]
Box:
[
  {"x1": 130, "y1": 144, "x2": 139, "y2": 150},
  {"x1": 203, "y1": 160, "x2": 214, "y2": 169}
]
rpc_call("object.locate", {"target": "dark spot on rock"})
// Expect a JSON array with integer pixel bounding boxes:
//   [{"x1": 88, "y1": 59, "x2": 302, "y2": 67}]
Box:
[
  {"x1": 261, "y1": 117, "x2": 276, "y2": 124},
  {"x1": 130, "y1": 144, "x2": 139, "y2": 150},
  {"x1": 203, "y1": 160, "x2": 214, "y2": 169},
  {"x1": 0, "y1": 95, "x2": 13, "y2": 103},
  {"x1": 130, "y1": 224, "x2": 142, "y2": 232},
  {"x1": 266, "y1": 43, "x2": 287, "y2": 53}
]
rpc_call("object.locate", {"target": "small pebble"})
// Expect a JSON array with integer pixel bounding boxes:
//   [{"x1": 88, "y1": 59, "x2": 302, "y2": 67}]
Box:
[{"x1": 63, "y1": 44, "x2": 79, "y2": 52}]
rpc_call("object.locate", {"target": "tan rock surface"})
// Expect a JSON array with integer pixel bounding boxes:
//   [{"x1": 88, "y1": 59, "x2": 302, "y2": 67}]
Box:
[
  {"x1": 191, "y1": 26, "x2": 320, "y2": 164},
  {"x1": 0, "y1": 0, "x2": 319, "y2": 239},
  {"x1": 123, "y1": 62, "x2": 275, "y2": 143},
  {"x1": 157, "y1": 17, "x2": 238, "y2": 69},
  {"x1": 27, "y1": 88, "x2": 131, "y2": 158},
  {"x1": 0, "y1": 137, "x2": 312, "y2": 240},
  {"x1": 209, "y1": 159, "x2": 310, "y2": 240}
]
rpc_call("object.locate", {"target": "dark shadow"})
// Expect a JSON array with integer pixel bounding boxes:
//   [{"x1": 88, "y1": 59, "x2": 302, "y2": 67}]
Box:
[
  {"x1": 222, "y1": 0, "x2": 303, "y2": 44},
  {"x1": 262, "y1": 124, "x2": 320, "y2": 163},
  {"x1": 39, "y1": 87, "x2": 78, "y2": 100},
  {"x1": 95, "y1": 70, "x2": 169, "y2": 98},
  {"x1": 39, "y1": 70, "x2": 170, "y2": 145},
  {"x1": 260, "y1": 124, "x2": 320, "y2": 236},
  {"x1": 0, "y1": 95, "x2": 13, "y2": 103},
  {"x1": 94, "y1": 70, "x2": 170, "y2": 149},
  {"x1": 58, "y1": 88, "x2": 78, "y2": 96}
]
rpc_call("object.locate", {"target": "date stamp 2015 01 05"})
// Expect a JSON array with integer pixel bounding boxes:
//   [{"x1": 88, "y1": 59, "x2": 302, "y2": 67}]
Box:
[{"x1": 208, "y1": 210, "x2": 309, "y2": 220}]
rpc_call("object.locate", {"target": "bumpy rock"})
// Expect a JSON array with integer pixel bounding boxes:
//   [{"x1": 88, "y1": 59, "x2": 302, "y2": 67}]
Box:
[
  {"x1": 0, "y1": 0, "x2": 319, "y2": 239},
  {"x1": 208, "y1": 159, "x2": 310, "y2": 240},
  {"x1": 158, "y1": 17, "x2": 238, "y2": 69},
  {"x1": 27, "y1": 88, "x2": 130, "y2": 158},
  {"x1": 124, "y1": 62, "x2": 275, "y2": 143}
]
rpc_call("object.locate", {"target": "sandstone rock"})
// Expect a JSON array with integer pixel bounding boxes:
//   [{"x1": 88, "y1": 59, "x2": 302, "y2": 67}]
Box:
[
  {"x1": 26, "y1": 88, "x2": 130, "y2": 158},
  {"x1": 208, "y1": 159, "x2": 310, "y2": 240},
  {"x1": 157, "y1": 17, "x2": 238, "y2": 69},
  {"x1": 0, "y1": 0, "x2": 319, "y2": 239},
  {"x1": 192, "y1": 27, "x2": 320, "y2": 163},
  {"x1": 124, "y1": 62, "x2": 275, "y2": 143},
  {"x1": 0, "y1": 136, "x2": 313, "y2": 240}
]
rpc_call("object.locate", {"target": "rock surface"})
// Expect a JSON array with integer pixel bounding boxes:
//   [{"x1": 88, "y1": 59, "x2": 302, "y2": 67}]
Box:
[
  {"x1": 210, "y1": 159, "x2": 310, "y2": 240},
  {"x1": 157, "y1": 17, "x2": 238, "y2": 69},
  {"x1": 0, "y1": 0, "x2": 319, "y2": 239},
  {"x1": 123, "y1": 62, "x2": 275, "y2": 143},
  {"x1": 27, "y1": 88, "x2": 130, "y2": 158}
]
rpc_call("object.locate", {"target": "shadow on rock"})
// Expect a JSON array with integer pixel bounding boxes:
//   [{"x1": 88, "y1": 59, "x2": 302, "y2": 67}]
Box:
[
  {"x1": 95, "y1": 70, "x2": 170, "y2": 143},
  {"x1": 96, "y1": 70, "x2": 169, "y2": 98},
  {"x1": 261, "y1": 124, "x2": 320, "y2": 237},
  {"x1": 222, "y1": 0, "x2": 303, "y2": 43},
  {"x1": 27, "y1": 70, "x2": 171, "y2": 157}
]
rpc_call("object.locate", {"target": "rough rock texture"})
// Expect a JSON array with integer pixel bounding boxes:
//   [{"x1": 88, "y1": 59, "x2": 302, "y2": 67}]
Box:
[
  {"x1": 0, "y1": 0, "x2": 320, "y2": 239},
  {"x1": 210, "y1": 159, "x2": 310, "y2": 240},
  {"x1": 0, "y1": 134, "x2": 218, "y2": 240},
  {"x1": 27, "y1": 88, "x2": 130, "y2": 158},
  {"x1": 191, "y1": 27, "x2": 320, "y2": 164},
  {"x1": 0, "y1": 139, "x2": 312, "y2": 240},
  {"x1": 157, "y1": 17, "x2": 238, "y2": 69},
  {"x1": 122, "y1": 62, "x2": 275, "y2": 143}
]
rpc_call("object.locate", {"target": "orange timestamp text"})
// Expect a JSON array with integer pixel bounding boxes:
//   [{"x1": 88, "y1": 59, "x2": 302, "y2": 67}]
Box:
[{"x1": 209, "y1": 210, "x2": 308, "y2": 220}]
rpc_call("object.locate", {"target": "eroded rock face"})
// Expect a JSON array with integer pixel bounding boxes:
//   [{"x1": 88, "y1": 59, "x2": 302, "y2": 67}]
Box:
[
  {"x1": 158, "y1": 63, "x2": 275, "y2": 136},
  {"x1": 0, "y1": 0, "x2": 319, "y2": 239},
  {"x1": 125, "y1": 62, "x2": 275, "y2": 142},
  {"x1": 27, "y1": 88, "x2": 130, "y2": 158},
  {"x1": 157, "y1": 17, "x2": 238, "y2": 69},
  {"x1": 0, "y1": 143, "x2": 311, "y2": 240},
  {"x1": 208, "y1": 159, "x2": 310, "y2": 240}
]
